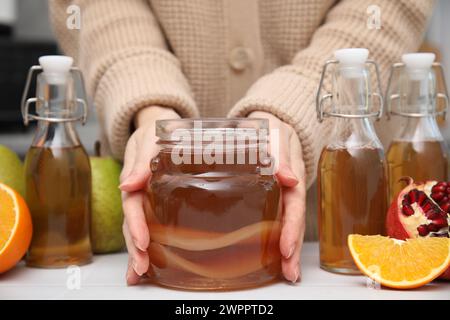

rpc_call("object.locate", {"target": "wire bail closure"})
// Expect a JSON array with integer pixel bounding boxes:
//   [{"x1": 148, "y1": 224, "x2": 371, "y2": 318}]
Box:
[
  {"x1": 21, "y1": 66, "x2": 89, "y2": 126},
  {"x1": 385, "y1": 62, "x2": 449, "y2": 120},
  {"x1": 316, "y1": 59, "x2": 384, "y2": 123}
]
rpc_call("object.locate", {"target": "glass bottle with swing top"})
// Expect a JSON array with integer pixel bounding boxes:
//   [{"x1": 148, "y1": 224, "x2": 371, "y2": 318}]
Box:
[
  {"x1": 385, "y1": 53, "x2": 449, "y2": 203},
  {"x1": 316, "y1": 48, "x2": 388, "y2": 274},
  {"x1": 21, "y1": 55, "x2": 92, "y2": 268}
]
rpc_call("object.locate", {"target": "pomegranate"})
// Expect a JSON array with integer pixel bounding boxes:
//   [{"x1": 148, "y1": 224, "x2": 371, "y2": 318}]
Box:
[{"x1": 387, "y1": 177, "x2": 450, "y2": 280}]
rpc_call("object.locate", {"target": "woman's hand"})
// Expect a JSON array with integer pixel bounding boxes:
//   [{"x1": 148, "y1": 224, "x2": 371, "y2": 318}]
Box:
[
  {"x1": 248, "y1": 111, "x2": 306, "y2": 283},
  {"x1": 119, "y1": 106, "x2": 180, "y2": 285}
]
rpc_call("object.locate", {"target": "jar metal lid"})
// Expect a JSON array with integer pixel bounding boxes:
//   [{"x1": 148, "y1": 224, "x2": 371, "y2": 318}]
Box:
[{"x1": 155, "y1": 118, "x2": 269, "y2": 142}]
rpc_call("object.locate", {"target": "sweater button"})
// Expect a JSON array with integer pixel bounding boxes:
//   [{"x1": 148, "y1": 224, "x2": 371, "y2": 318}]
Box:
[{"x1": 229, "y1": 47, "x2": 252, "y2": 71}]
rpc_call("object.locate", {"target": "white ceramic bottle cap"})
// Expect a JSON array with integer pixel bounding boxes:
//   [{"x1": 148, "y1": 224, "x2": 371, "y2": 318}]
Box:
[
  {"x1": 334, "y1": 48, "x2": 369, "y2": 78},
  {"x1": 334, "y1": 48, "x2": 369, "y2": 66},
  {"x1": 402, "y1": 53, "x2": 435, "y2": 80},
  {"x1": 39, "y1": 55, "x2": 74, "y2": 85},
  {"x1": 402, "y1": 52, "x2": 435, "y2": 69}
]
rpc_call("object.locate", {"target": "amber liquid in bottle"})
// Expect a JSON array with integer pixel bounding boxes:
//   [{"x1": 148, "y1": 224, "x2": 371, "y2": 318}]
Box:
[
  {"x1": 318, "y1": 147, "x2": 387, "y2": 274},
  {"x1": 145, "y1": 151, "x2": 281, "y2": 290},
  {"x1": 25, "y1": 145, "x2": 92, "y2": 267},
  {"x1": 387, "y1": 140, "x2": 448, "y2": 202}
]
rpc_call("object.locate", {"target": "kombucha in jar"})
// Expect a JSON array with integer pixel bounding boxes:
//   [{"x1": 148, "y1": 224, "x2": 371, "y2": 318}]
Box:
[
  {"x1": 144, "y1": 119, "x2": 282, "y2": 290},
  {"x1": 316, "y1": 48, "x2": 387, "y2": 274},
  {"x1": 385, "y1": 53, "x2": 450, "y2": 202}
]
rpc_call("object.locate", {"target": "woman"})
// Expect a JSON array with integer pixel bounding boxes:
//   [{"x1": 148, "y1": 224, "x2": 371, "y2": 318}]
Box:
[{"x1": 49, "y1": 0, "x2": 433, "y2": 285}]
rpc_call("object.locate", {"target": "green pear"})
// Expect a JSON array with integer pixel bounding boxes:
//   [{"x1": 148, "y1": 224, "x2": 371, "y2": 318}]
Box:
[
  {"x1": 0, "y1": 145, "x2": 25, "y2": 197},
  {"x1": 90, "y1": 157, "x2": 125, "y2": 253}
]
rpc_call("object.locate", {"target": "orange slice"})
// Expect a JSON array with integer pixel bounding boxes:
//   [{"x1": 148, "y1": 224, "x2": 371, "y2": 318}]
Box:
[
  {"x1": 0, "y1": 183, "x2": 32, "y2": 273},
  {"x1": 348, "y1": 234, "x2": 450, "y2": 289}
]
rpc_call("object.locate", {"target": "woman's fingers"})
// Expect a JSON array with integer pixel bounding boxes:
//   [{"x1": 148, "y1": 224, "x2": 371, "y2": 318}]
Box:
[
  {"x1": 248, "y1": 111, "x2": 306, "y2": 282},
  {"x1": 280, "y1": 181, "x2": 305, "y2": 283},
  {"x1": 121, "y1": 106, "x2": 180, "y2": 193},
  {"x1": 276, "y1": 128, "x2": 298, "y2": 187},
  {"x1": 281, "y1": 236, "x2": 302, "y2": 283},
  {"x1": 120, "y1": 130, "x2": 152, "y2": 285},
  {"x1": 120, "y1": 106, "x2": 181, "y2": 286},
  {"x1": 126, "y1": 259, "x2": 141, "y2": 285},
  {"x1": 280, "y1": 185, "x2": 305, "y2": 260},
  {"x1": 264, "y1": 114, "x2": 298, "y2": 187},
  {"x1": 122, "y1": 191, "x2": 150, "y2": 252},
  {"x1": 120, "y1": 127, "x2": 159, "y2": 192},
  {"x1": 276, "y1": 163, "x2": 299, "y2": 187},
  {"x1": 120, "y1": 135, "x2": 138, "y2": 183},
  {"x1": 123, "y1": 221, "x2": 149, "y2": 285},
  {"x1": 280, "y1": 133, "x2": 306, "y2": 282}
]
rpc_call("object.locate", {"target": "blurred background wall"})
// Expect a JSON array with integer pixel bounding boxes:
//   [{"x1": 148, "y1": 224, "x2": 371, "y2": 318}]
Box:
[
  {"x1": 0, "y1": 0, "x2": 97, "y2": 156},
  {"x1": 15, "y1": 0, "x2": 53, "y2": 41},
  {"x1": 426, "y1": 0, "x2": 450, "y2": 140},
  {"x1": 0, "y1": 0, "x2": 449, "y2": 158}
]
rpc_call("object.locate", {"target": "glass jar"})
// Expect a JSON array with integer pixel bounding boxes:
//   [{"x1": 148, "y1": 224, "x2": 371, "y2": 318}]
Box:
[{"x1": 144, "y1": 118, "x2": 282, "y2": 290}]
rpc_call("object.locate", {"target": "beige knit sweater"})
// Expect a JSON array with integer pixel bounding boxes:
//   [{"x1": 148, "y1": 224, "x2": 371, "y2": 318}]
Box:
[{"x1": 49, "y1": 0, "x2": 433, "y2": 238}]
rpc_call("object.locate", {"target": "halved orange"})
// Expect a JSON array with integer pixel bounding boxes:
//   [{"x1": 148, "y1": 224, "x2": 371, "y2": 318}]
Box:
[
  {"x1": 348, "y1": 234, "x2": 450, "y2": 289},
  {"x1": 0, "y1": 183, "x2": 32, "y2": 273}
]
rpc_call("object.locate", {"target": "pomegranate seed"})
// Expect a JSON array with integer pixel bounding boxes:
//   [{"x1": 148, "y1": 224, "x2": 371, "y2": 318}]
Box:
[
  {"x1": 433, "y1": 218, "x2": 448, "y2": 227},
  {"x1": 432, "y1": 192, "x2": 445, "y2": 202},
  {"x1": 422, "y1": 201, "x2": 432, "y2": 212},
  {"x1": 417, "y1": 225, "x2": 429, "y2": 236},
  {"x1": 432, "y1": 184, "x2": 447, "y2": 193},
  {"x1": 402, "y1": 204, "x2": 415, "y2": 216},
  {"x1": 425, "y1": 210, "x2": 439, "y2": 220},
  {"x1": 440, "y1": 196, "x2": 449, "y2": 204},
  {"x1": 402, "y1": 199, "x2": 409, "y2": 208},
  {"x1": 417, "y1": 192, "x2": 427, "y2": 205},
  {"x1": 403, "y1": 195, "x2": 409, "y2": 205},
  {"x1": 440, "y1": 202, "x2": 450, "y2": 212},
  {"x1": 408, "y1": 190, "x2": 418, "y2": 203},
  {"x1": 447, "y1": 187, "x2": 450, "y2": 194},
  {"x1": 428, "y1": 224, "x2": 440, "y2": 232}
]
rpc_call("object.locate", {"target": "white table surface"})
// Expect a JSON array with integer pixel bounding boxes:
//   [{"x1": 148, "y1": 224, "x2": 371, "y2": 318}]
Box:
[{"x1": 1, "y1": 243, "x2": 448, "y2": 300}]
